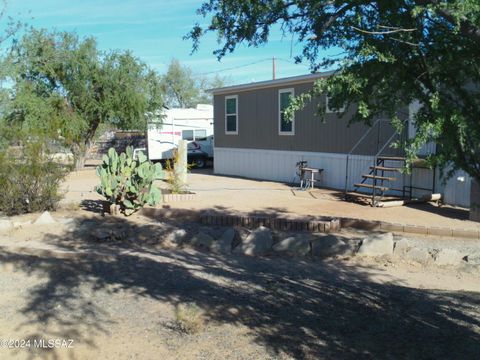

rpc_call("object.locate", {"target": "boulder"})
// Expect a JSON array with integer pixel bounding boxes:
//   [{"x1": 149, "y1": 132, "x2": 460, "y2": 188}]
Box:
[
  {"x1": 190, "y1": 232, "x2": 215, "y2": 251},
  {"x1": 272, "y1": 235, "x2": 310, "y2": 256},
  {"x1": 311, "y1": 235, "x2": 352, "y2": 258},
  {"x1": 393, "y1": 239, "x2": 432, "y2": 264},
  {"x1": 466, "y1": 253, "x2": 480, "y2": 265},
  {"x1": 211, "y1": 228, "x2": 235, "y2": 254},
  {"x1": 0, "y1": 219, "x2": 13, "y2": 232},
  {"x1": 33, "y1": 211, "x2": 57, "y2": 225},
  {"x1": 93, "y1": 229, "x2": 112, "y2": 241},
  {"x1": 434, "y1": 249, "x2": 465, "y2": 266},
  {"x1": 167, "y1": 229, "x2": 188, "y2": 246},
  {"x1": 393, "y1": 238, "x2": 413, "y2": 256},
  {"x1": 59, "y1": 218, "x2": 77, "y2": 231},
  {"x1": 233, "y1": 226, "x2": 273, "y2": 256},
  {"x1": 357, "y1": 232, "x2": 394, "y2": 256},
  {"x1": 404, "y1": 247, "x2": 432, "y2": 264}
]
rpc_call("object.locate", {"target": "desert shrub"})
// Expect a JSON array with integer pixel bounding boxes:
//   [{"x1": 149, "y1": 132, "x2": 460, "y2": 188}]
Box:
[
  {"x1": 0, "y1": 138, "x2": 67, "y2": 216},
  {"x1": 174, "y1": 302, "x2": 205, "y2": 334},
  {"x1": 95, "y1": 146, "x2": 162, "y2": 215}
]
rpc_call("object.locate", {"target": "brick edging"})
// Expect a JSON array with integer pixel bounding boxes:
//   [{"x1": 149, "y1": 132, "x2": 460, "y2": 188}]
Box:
[
  {"x1": 200, "y1": 214, "x2": 340, "y2": 233},
  {"x1": 146, "y1": 208, "x2": 479, "y2": 239},
  {"x1": 338, "y1": 217, "x2": 480, "y2": 239},
  {"x1": 162, "y1": 193, "x2": 196, "y2": 203}
]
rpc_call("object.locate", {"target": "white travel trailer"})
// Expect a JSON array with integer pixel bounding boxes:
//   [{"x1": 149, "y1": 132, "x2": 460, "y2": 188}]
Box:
[{"x1": 141, "y1": 104, "x2": 214, "y2": 168}]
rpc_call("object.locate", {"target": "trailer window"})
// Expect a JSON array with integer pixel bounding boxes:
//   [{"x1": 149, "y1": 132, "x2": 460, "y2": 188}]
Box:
[
  {"x1": 279, "y1": 88, "x2": 295, "y2": 135},
  {"x1": 225, "y1": 95, "x2": 238, "y2": 134},
  {"x1": 195, "y1": 129, "x2": 207, "y2": 141},
  {"x1": 182, "y1": 130, "x2": 194, "y2": 141},
  {"x1": 326, "y1": 96, "x2": 346, "y2": 113}
]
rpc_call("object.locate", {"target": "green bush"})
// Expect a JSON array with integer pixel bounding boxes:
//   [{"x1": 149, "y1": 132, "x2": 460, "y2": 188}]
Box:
[
  {"x1": 95, "y1": 146, "x2": 162, "y2": 215},
  {"x1": 0, "y1": 140, "x2": 67, "y2": 216}
]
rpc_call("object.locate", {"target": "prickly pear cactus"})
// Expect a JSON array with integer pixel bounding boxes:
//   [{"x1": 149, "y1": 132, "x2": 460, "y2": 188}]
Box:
[{"x1": 95, "y1": 146, "x2": 162, "y2": 215}]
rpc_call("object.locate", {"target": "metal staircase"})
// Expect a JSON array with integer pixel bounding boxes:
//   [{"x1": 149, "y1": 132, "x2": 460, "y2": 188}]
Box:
[
  {"x1": 348, "y1": 156, "x2": 407, "y2": 206},
  {"x1": 343, "y1": 119, "x2": 436, "y2": 207}
]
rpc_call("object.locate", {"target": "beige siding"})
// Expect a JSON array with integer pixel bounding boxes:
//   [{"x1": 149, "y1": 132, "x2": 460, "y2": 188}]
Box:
[{"x1": 214, "y1": 82, "x2": 405, "y2": 156}]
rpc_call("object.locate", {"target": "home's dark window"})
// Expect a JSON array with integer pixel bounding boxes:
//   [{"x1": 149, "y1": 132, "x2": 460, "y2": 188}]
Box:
[
  {"x1": 279, "y1": 89, "x2": 294, "y2": 135},
  {"x1": 326, "y1": 96, "x2": 346, "y2": 113},
  {"x1": 225, "y1": 95, "x2": 238, "y2": 134}
]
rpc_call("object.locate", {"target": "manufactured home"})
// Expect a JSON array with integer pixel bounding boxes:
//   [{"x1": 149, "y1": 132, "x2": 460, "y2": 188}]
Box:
[{"x1": 210, "y1": 73, "x2": 471, "y2": 207}]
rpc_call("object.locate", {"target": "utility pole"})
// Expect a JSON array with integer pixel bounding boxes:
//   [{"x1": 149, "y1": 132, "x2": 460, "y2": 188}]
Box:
[{"x1": 272, "y1": 56, "x2": 276, "y2": 80}]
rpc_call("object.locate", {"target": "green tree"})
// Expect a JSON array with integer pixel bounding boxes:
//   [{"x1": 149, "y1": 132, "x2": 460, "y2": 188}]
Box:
[
  {"x1": 161, "y1": 58, "x2": 229, "y2": 108},
  {"x1": 187, "y1": 1, "x2": 480, "y2": 183},
  {"x1": 162, "y1": 58, "x2": 199, "y2": 108},
  {"x1": 3, "y1": 29, "x2": 163, "y2": 169}
]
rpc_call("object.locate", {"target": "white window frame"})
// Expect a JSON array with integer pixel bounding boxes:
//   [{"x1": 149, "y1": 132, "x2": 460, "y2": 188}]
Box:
[
  {"x1": 278, "y1": 88, "x2": 295, "y2": 136},
  {"x1": 326, "y1": 95, "x2": 346, "y2": 113},
  {"x1": 225, "y1": 95, "x2": 238, "y2": 135}
]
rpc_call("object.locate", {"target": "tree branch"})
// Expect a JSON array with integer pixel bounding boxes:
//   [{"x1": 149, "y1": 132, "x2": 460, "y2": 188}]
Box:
[{"x1": 352, "y1": 26, "x2": 417, "y2": 35}]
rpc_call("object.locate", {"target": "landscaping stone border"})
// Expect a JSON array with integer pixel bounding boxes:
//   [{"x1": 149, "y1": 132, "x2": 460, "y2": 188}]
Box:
[{"x1": 199, "y1": 214, "x2": 341, "y2": 233}]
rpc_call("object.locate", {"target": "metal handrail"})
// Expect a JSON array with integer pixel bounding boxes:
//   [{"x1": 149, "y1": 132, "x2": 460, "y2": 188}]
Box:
[
  {"x1": 370, "y1": 120, "x2": 408, "y2": 205},
  {"x1": 373, "y1": 120, "x2": 407, "y2": 160},
  {"x1": 343, "y1": 118, "x2": 388, "y2": 194}
]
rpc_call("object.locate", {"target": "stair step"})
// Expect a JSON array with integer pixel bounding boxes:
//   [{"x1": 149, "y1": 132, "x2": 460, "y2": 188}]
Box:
[
  {"x1": 370, "y1": 166, "x2": 402, "y2": 172},
  {"x1": 362, "y1": 174, "x2": 396, "y2": 181},
  {"x1": 354, "y1": 183, "x2": 390, "y2": 191},
  {"x1": 345, "y1": 191, "x2": 377, "y2": 206},
  {"x1": 377, "y1": 156, "x2": 406, "y2": 161},
  {"x1": 345, "y1": 191, "x2": 373, "y2": 199}
]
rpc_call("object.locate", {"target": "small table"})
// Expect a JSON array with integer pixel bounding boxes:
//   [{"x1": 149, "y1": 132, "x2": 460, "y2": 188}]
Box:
[{"x1": 300, "y1": 167, "x2": 324, "y2": 190}]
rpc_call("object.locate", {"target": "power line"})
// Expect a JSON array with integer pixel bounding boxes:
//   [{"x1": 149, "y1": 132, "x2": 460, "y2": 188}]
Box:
[
  {"x1": 276, "y1": 57, "x2": 310, "y2": 67},
  {"x1": 196, "y1": 58, "x2": 272, "y2": 76}
]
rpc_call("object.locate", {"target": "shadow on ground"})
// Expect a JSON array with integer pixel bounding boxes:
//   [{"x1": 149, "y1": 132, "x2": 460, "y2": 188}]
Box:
[{"x1": 1, "y1": 215, "x2": 479, "y2": 359}]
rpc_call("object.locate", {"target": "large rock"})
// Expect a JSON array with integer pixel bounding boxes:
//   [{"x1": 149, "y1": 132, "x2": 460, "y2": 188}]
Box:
[
  {"x1": 33, "y1": 211, "x2": 57, "y2": 225},
  {"x1": 167, "y1": 229, "x2": 188, "y2": 246},
  {"x1": 357, "y1": 232, "x2": 394, "y2": 256},
  {"x1": 92, "y1": 228, "x2": 124, "y2": 242},
  {"x1": 58, "y1": 218, "x2": 77, "y2": 232},
  {"x1": 394, "y1": 239, "x2": 431, "y2": 264},
  {"x1": 190, "y1": 232, "x2": 215, "y2": 251},
  {"x1": 211, "y1": 228, "x2": 235, "y2": 254},
  {"x1": 0, "y1": 219, "x2": 13, "y2": 232},
  {"x1": 311, "y1": 235, "x2": 352, "y2": 258},
  {"x1": 233, "y1": 226, "x2": 273, "y2": 256},
  {"x1": 466, "y1": 253, "x2": 480, "y2": 265},
  {"x1": 393, "y1": 238, "x2": 413, "y2": 256},
  {"x1": 404, "y1": 248, "x2": 432, "y2": 264},
  {"x1": 272, "y1": 235, "x2": 310, "y2": 256},
  {"x1": 434, "y1": 249, "x2": 465, "y2": 266}
]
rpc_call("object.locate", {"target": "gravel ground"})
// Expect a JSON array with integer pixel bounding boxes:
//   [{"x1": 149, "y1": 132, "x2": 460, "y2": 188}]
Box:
[{"x1": 0, "y1": 211, "x2": 479, "y2": 359}]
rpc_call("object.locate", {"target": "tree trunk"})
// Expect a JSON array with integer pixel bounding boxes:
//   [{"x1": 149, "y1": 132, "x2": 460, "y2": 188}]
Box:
[
  {"x1": 470, "y1": 179, "x2": 480, "y2": 222},
  {"x1": 71, "y1": 139, "x2": 92, "y2": 171}
]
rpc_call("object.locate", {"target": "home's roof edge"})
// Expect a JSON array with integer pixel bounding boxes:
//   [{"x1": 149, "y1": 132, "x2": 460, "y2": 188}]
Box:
[{"x1": 208, "y1": 71, "x2": 337, "y2": 95}]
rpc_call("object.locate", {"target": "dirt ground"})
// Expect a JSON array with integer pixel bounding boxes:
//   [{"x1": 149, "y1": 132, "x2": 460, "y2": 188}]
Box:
[
  {"x1": 0, "y1": 165, "x2": 479, "y2": 359},
  {"x1": 62, "y1": 165, "x2": 480, "y2": 231},
  {"x1": 0, "y1": 209, "x2": 479, "y2": 360}
]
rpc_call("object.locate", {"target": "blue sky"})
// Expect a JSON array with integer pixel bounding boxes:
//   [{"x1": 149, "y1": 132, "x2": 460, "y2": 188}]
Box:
[{"x1": 6, "y1": 0, "x2": 324, "y2": 84}]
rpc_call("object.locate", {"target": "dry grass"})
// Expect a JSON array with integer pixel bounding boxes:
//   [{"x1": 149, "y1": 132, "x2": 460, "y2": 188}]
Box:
[
  {"x1": 174, "y1": 302, "x2": 205, "y2": 334},
  {"x1": 58, "y1": 201, "x2": 81, "y2": 211}
]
